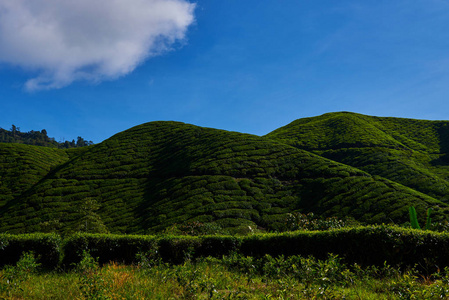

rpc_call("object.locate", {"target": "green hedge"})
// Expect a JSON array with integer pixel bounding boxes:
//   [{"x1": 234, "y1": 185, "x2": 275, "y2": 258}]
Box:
[
  {"x1": 0, "y1": 233, "x2": 61, "y2": 269},
  {"x1": 2, "y1": 226, "x2": 449, "y2": 273},
  {"x1": 61, "y1": 226, "x2": 449, "y2": 272},
  {"x1": 62, "y1": 233, "x2": 158, "y2": 266},
  {"x1": 240, "y1": 226, "x2": 449, "y2": 272},
  {"x1": 62, "y1": 234, "x2": 241, "y2": 266},
  {"x1": 158, "y1": 235, "x2": 241, "y2": 264}
]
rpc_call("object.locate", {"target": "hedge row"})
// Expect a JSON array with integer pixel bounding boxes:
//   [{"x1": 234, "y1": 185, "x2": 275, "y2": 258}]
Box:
[
  {"x1": 62, "y1": 233, "x2": 241, "y2": 266},
  {"x1": 0, "y1": 233, "x2": 61, "y2": 269},
  {"x1": 240, "y1": 226, "x2": 449, "y2": 271},
  {"x1": 63, "y1": 226, "x2": 449, "y2": 272},
  {"x1": 2, "y1": 226, "x2": 449, "y2": 272}
]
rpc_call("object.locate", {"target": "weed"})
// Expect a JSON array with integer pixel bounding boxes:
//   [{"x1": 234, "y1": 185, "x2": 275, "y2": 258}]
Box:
[
  {"x1": 136, "y1": 248, "x2": 163, "y2": 269},
  {"x1": 0, "y1": 251, "x2": 40, "y2": 296},
  {"x1": 76, "y1": 250, "x2": 110, "y2": 300},
  {"x1": 409, "y1": 206, "x2": 432, "y2": 230}
]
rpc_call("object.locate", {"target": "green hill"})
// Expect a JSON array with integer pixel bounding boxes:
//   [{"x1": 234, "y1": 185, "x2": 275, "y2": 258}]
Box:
[
  {"x1": 1, "y1": 114, "x2": 449, "y2": 234},
  {"x1": 266, "y1": 112, "x2": 449, "y2": 202}
]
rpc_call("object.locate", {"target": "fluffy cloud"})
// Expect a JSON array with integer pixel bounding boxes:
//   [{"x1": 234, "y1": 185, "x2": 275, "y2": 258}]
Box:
[{"x1": 0, "y1": 0, "x2": 195, "y2": 90}]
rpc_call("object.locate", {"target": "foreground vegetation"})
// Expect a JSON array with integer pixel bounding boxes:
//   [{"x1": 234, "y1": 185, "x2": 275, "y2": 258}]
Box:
[
  {"x1": 2, "y1": 250, "x2": 449, "y2": 299},
  {"x1": 2, "y1": 225, "x2": 449, "y2": 298},
  {"x1": 4, "y1": 225, "x2": 449, "y2": 272}
]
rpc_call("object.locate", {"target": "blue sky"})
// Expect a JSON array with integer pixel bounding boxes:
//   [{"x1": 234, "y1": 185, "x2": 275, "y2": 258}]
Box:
[{"x1": 1, "y1": 0, "x2": 449, "y2": 143}]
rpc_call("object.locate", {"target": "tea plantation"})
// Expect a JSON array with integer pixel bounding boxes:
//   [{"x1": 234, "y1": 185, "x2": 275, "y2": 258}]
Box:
[
  {"x1": 1, "y1": 113, "x2": 449, "y2": 234},
  {"x1": 267, "y1": 112, "x2": 449, "y2": 202}
]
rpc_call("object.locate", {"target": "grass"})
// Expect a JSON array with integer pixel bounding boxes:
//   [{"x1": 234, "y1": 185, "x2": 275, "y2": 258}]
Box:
[{"x1": 2, "y1": 251, "x2": 449, "y2": 299}]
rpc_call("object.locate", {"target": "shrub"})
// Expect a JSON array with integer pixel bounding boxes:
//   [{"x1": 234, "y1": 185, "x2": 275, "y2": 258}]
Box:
[
  {"x1": 282, "y1": 212, "x2": 347, "y2": 231},
  {"x1": 0, "y1": 251, "x2": 41, "y2": 295}
]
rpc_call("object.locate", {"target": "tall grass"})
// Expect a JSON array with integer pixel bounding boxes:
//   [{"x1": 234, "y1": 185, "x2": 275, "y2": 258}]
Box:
[{"x1": 2, "y1": 251, "x2": 449, "y2": 299}]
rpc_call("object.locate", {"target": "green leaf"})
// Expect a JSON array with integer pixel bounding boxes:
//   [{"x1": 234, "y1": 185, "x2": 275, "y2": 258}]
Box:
[{"x1": 409, "y1": 206, "x2": 421, "y2": 230}]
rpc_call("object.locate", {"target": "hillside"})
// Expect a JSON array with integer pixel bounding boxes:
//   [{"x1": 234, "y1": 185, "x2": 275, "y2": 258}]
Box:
[
  {"x1": 266, "y1": 112, "x2": 449, "y2": 203},
  {"x1": 1, "y1": 115, "x2": 449, "y2": 234},
  {"x1": 0, "y1": 144, "x2": 70, "y2": 207}
]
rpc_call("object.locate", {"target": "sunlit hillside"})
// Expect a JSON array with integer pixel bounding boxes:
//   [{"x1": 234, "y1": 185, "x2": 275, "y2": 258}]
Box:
[{"x1": 1, "y1": 113, "x2": 449, "y2": 234}]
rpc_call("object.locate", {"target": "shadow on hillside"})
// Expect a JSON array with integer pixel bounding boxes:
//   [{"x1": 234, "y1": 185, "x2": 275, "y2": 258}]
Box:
[
  {"x1": 432, "y1": 154, "x2": 449, "y2": 166},
  {"x1": 135, "y1": 141, "x2": 194, "y2": 233},
  {"x1": 432, "y1": 124, "x2": 449, "y2": 166},
  {"x1": 0, "y1": 148, "x2": 87, "y2": 219}
]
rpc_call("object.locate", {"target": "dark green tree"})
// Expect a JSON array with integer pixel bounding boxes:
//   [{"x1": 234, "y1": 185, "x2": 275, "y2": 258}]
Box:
[{"x1": 76, "y1": 198, "x2": 109, "y2": 233}]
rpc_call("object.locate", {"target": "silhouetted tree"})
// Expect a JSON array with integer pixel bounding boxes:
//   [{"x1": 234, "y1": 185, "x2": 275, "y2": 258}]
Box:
[
  {"x1": 0, "y1": 125, "x2": 93, "y2": 148},
  {"x1": 10, "y1": 124, "x2": 19, "y2": 138}
]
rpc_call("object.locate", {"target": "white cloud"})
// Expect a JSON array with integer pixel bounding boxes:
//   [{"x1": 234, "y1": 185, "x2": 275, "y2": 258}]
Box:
[{"x1": 0, "y1": 0, "x2": 196, "y2": 90}]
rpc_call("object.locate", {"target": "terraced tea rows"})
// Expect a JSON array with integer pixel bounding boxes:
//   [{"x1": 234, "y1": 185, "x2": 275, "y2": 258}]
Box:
[{"x1": 1, "y1": 113, "x2": 449, "y2": 234}]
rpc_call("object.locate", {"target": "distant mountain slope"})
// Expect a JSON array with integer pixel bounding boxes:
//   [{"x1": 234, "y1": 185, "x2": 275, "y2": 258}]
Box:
[
  {"x1": 266, "y1": 112, "x2": 449, "y2": 202},
  {"x1": 1, "y1": 119, "x2": 448, "y2": 234}
]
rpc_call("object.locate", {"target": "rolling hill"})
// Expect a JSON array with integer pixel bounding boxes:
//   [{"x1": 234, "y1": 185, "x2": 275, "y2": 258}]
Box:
[
  {"x1": 1, "y1": 113, "x2": 449, "y2": 234},
  {"x1": 266, "y1": 112, "x2": 449, "y2": 202}
]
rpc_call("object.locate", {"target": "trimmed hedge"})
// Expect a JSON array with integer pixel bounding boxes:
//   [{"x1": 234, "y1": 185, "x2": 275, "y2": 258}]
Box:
[
  {"x1": 62, "y1": 233, "x2": 158, "y2": 266},
  {"x1": 0, "y1": 233, "x2": 61, "y2": 269},
  {"x1": 240, "y1": 226, "x2": 449, "y2": 271},
  {"x1": 2, "y1": 226, "x2": 449, "y2": 273},
  {"x1": 62, "y1": 233, "x2": 241, "y2": 266},
  {"x1": 61, "y1": 226, "x2": 449, "y2": 272}
]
